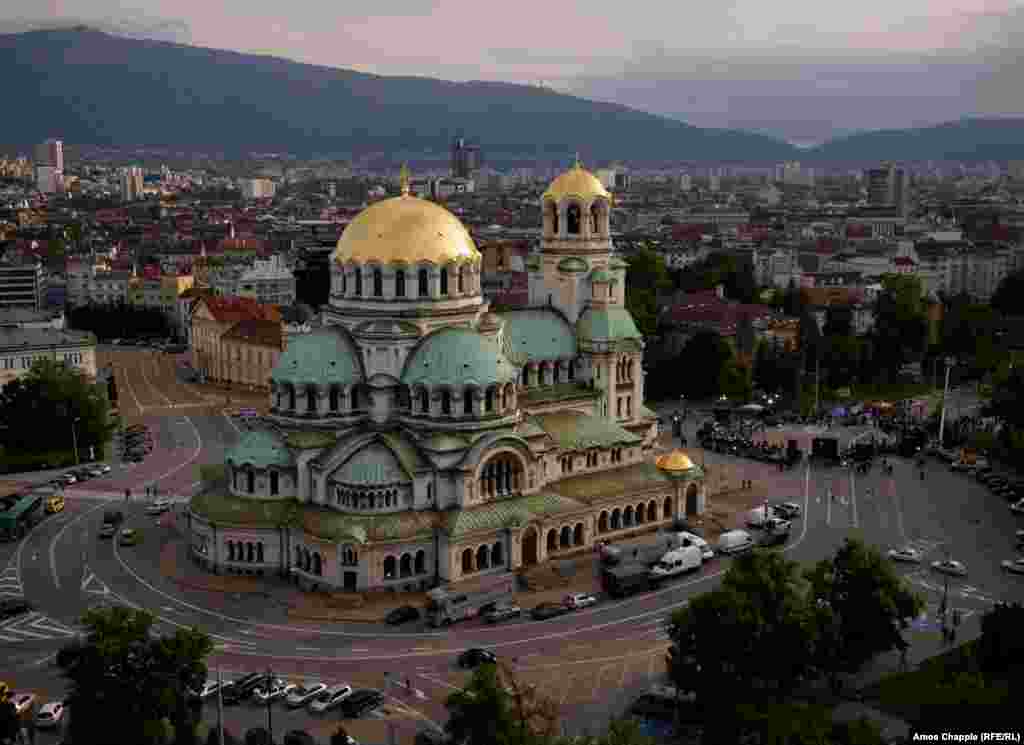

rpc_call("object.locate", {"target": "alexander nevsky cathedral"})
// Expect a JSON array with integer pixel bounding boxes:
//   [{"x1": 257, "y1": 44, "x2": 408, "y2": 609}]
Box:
[{"x1": 187, "y1": 160, "x2": 707, "y2": 593}]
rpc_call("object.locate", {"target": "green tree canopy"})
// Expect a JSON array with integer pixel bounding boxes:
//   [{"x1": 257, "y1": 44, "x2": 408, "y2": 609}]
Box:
[
  {"x1": 56, "y1": 606, "x2": 213, "y2": 745},
  {"x1": 672, "y1": 330, "x2": 735, "y2": 399},
  {"x1": 444, "y1": 662, "x2": 558, "y2": 745},
  {"x1": 804, "y1": 538, "x2": 923, "y2": 694},
  {"x1": 871, "y1": 274, "x2": 928, "y2": 377},
  {"x1": 624, "y1": 246, "x2": 671, "y2": 337},
  {"x1": 991, "y1": 268, "x2": 1024, "y2": 316},
  {"x1": 0, "y1": 357, "x2": 115, "y2": 459}
]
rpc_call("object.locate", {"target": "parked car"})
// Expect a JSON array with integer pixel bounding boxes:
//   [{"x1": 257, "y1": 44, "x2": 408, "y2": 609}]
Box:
[
  {"x1": 35, "y1": 702, "x2": 66, "y2": 728},
  {"x1": 1011, "y1": 500, "x2": 1024, "y2": 515},
  {"x1": 86, "y1": 466, "x2": 106, "y2": 478},
  {"x1": 931, "y1": 559, "x2": 968, "y2": 577},
  {"x1": 1001, "y1": 558, "x2": 1024, "y2": 575},
  {"x1": 457, "y1": 648, "x2": 497, "y2": 669},
  {"x1": 339, "y1": 689, "x2": 385, "y2": 719},
  {"x1": 771, "y1": 501, "x2": 803, "y2": 519},
  {"x1": 0, "y1": 598, "x2": 33, "y2": 620},
  {"x1": 118, "y1": 528, "x2": 140, "y2": 546},
  {"x1": 285, "y1": 683, "x2": 327, "y2": 708},
  {"x1": 309, "y1": 684, "x2": 353, "y2": 713},
  {"x1": 384, "y1": 605, "x2": 421, "y2": 625},
  {"x1": 564, "y1": 593, "x2": 598, "y2": 610},
  {"x1": 61, "y1": 474, "x2": 77, "y2": 485},
  {"x1": 483, "y1": 604, "x2": 522, "y2": 624},
  {"x1": 195, "y1": 679, "x2": 232, "y2": 700},
  {"x1": 145, "y1": 499, "x2": 172, "y2": 515},
  {"x1": 221, "y1": 672, "x2": 266, "y2": 705},
  {"x1": 531, "y1": 602, "x2": 571, "y2": 620},
  {"x1": 887, "y1": 546, "x2": 923, "y2": 563},
  {"x1": 253, "y1": 679, "x2": 296, "y2": 703},
  {"x1": 10, "y1": 692, "x2": 36, "y2": 716}
]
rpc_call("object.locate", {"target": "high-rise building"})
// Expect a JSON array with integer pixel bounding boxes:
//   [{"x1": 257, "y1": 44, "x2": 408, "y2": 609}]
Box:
[
  {"x1": 866, "y1": 163, "x2": 907, "y2": 214},
  {"x1": 680, "y1": 173, "x2": 692, "y2": 191},
  {"x1": 0, "y1": 259, "x2": 45, "y2": 310},
  {"x1": 451, "y1": 137, "x2": 481, "y2": 178},
  {"x1": 121, "y1": 166, "x2": 144, "y2": 202},
  {"x1": 35, "y1": 139, "x2": 63, "y2": 172},
  {"x1": 34, "y1": 166, "x2": 61, "y2": 194}
]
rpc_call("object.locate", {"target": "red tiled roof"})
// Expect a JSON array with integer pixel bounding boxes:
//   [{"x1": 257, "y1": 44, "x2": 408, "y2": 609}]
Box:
[
  {"x1": 198, "y1": 296, "x2": 281, "y2": 324},
  {"x1": 222, "y1": 319, "x2": 283, "y2": 348}
]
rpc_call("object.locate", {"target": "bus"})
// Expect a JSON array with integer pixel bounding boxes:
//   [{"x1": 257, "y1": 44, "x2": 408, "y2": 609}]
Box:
[
  {"x1": 425, "y1": 576, "x2": 515, "y2": 627},
  {"x1": 0, "y1": 493, "x2": 44, "y2": 541}
]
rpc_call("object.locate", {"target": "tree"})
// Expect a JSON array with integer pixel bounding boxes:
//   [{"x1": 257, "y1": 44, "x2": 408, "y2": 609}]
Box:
[
  {"x1": 551, "y1": 718, "x2": 656, "y2": 745},
  {"x1": 804, "y1": 538, "x2": 923, "y2": 695},
  {"x1": 822, "y1": 305, "x2": 853, "y2": 337},
  {"x1": 991, "y1": 268, "x2": 1024, "y2": 316},
  {"x1": 444, "y1": 662, "x2": 557, "y2": 745},
  {"x1": 975, "y1": 601, "x2": 1024, "y2": 676},
  {"x1": 624, "y1": 246, "x2": 671, "y2": 337},
  {"x1": 56, "y1": 605, "x2": 213, "y2": 745},
  {"x1": 673, "y1": 330, "x2": 735, "y2": 399},
  {"x1": 0, "y1": 697, "x2": 19, "y2": 745},
  {"x1": 871, "y1": 274, "x2": 928, "y2": 377},
  {"x1": 0, "y1": 357, "x2": 115, "y2": 463}
]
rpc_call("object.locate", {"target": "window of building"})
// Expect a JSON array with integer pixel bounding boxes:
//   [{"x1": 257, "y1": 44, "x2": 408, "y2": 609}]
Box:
[
  {"x1": 270, "y1": 471, "x2": 279, "y2": 496},
  {"x1": 247, "y1": 470, "x2": 255, "y2": 493},
  {"x1": 463, "y1": 389, "x2": 473, "y2": 415},
  {"x1": 418, "y1": 269, "x2": 429, "y2": 297},
  {"x1": 329, "y1": 387, "x2": 339, "y2": 412},
  {"x1": 396, "y1": 270, "x2": 406, "y2": 297},
  {"x1": 440, "y1": 268, "x2": 449, "y2": 296},
  {"x1": 354, "y1": 270, "x2": 363, "y2": 296},
  {"x1": 373, "y1": 268, "x2": 383, "y2": 297},
  {"x1": 441, "y1": 390, "x2": 452, "y2": 415},
  {"x1": 457, "y1": 266, "x2": 465, "y2": 293}
]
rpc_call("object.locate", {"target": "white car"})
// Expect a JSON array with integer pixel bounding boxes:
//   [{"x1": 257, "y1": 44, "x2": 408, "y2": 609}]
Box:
[
  {"x1": 308, "y1": 684, "x2": 352, "y2": 713},
  {"x1": 1011, "y1": 500, "x2": 1024, "y2": 515},
  {"x1": 146, "y1": 499, "x2": 172, "y2": 515},
  {"x1": 887, "y1": 547, "x2": 923, "y2": 563},
  {"x1": 10, "y1": 692, "x2": 36, "y2": 716},
  {"x1": 931, "y1": 559, "x2": 968, "y2": 577},
  {"x1": 253, "y1": 680, "x2": 296, "y2": 703},
  {"x1": 285, "y1": 682, "x2": 327, "y2": 708},
  {"x1": 35, "y1": 702, "x2": 66, "y2": 728},
  {"x1": 196, "y1": 680, "x2": 231, "y2": 699},
  {"x1": 1002, "y1": 558, "x2": 1024, "y2": 575},
  {"x1": 564, "y1": 593, "x2": 598, "y2": 610},
  {"x1": 676, "y1": 531, "x2": 715, "y2": 560},
  {"x1": 772, "y1": 502, "x2": 803, "y2": 519}
]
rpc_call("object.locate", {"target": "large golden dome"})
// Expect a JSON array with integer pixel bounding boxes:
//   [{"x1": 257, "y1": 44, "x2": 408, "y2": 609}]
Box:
[
  {"x1": 334, "y1": 193, "x2": 481, "y2": 266},
  {"x1": 543, "y1": 158, "x2": 610, "y2": 203}
]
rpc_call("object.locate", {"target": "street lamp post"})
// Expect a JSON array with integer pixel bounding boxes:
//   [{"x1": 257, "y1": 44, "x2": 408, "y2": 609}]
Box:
[
  {"x1": 71, "y1": 416, "x2": 81, "y2": 465},
  {"x1": 264, "y1": 668, "x2": 274, "y2": 743},
  {"x1": 938, "y1": 357, "x2": 955, "y2": 446}
]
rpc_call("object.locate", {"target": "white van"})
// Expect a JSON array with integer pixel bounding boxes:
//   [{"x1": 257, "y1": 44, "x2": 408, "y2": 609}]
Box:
[
  {"x1": 717, "y1": 529, "x2": 754, "y2": 555},
  {"x1": 649, "y1": 545, "x2": 703, "y2": 580},
  {"x1": 668, "y1": 531, "x2": 715, "y2": 560}
]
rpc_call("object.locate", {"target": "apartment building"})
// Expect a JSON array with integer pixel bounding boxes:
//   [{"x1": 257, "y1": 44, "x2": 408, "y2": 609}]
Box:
[
  {"x1": 219, "y1": 319, "x2": 284, "y2": 391},
  {"x1": 0, "y1": 327, "x2": 97, "y2": 387},
  {"x1": 207, "y1": 255, "x2": 295, "y2": 306},
  {"x1": 191, "y1": 296, "x2": 281, "y2": 383},
  {"x1": 0, "y1": 260, "x2": 45, "y2": 310},
  {"x1": 127, "y1": 275, "x2": 196, "y2": 337}
]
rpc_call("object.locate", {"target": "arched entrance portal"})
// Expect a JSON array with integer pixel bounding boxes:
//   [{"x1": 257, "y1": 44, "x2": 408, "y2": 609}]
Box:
[
  {"x1": 686, "y1": 483, "x2": 699, "y2": 515},
  {"x1": 521, "y1": 527, "x2": 539, "y2": 566}
]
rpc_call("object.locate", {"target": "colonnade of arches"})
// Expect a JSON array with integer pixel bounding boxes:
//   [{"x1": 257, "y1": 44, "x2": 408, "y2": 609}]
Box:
[
  {"x1": 335, "y1": 262, "x2": 482, "y2": 301},
  {"x1": 519, "y1": 359, "x2": 577, "y2": 388},
  {"x1": 545, "y1": 522, "x2": 586, "y2": 553},
  {"x1": 229, "y1": 464, "x2": 283, "y2": 497},
  {"x1": 543, "y1": 198, "x2": 610, "y2": 239},
  {"x1": 272, "y1": 382, "x2": 361, "y2": 417},
  {"x1": 478, "y1": 453, "x2": 524, "y2": 499},
  {"x1": 226, "y1": 540, "x2": 264, "y2": 563},
  {"x1": 459, "y1": 542, "x2": 505, "y2": 575},
  {"x1": 616, "y1": 356, "x2": 636, "y2": 383},
  {"x1": 409, "y1": 382, "x2": 516, "y2": 419},
  {"x1": 383, "y1": 549, "x2": 428, "y2": 580},
  {"x1": 335, "y1": 485, "x2": 403, "y2": 510},
  {"x1": 597, "y1": 497, "x2": 671, "y2": 534},
  {"x1": 295, "y1": 546, "x2": 324, "y2": 576}
]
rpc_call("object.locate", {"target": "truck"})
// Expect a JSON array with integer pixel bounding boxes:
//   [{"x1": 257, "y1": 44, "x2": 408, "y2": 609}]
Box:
[
  {"x1": 648, "y1": 546, "x2": 703, "y2": 582},
  {"x1": 601, "y1": 562, "x2": 653, "y2": 598},
  {"x1": 425, "y1": 576, "x2": 515, "y2": 627},
  {"x1": 598, "y1": 541, "x2": 671, "y2": 568}
]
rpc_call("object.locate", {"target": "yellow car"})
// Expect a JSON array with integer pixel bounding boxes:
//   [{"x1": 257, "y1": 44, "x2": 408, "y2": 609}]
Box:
[{"x1": 45, "y1": 495, "x2": 64, "y2": 514}]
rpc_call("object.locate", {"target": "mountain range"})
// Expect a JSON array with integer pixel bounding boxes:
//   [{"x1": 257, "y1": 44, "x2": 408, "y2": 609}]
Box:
[{"x1": 2, "y1": 28, "x2": 1023, "y2": 165}]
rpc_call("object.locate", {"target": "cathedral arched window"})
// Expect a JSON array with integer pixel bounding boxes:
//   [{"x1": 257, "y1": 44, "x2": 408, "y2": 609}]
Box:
[
  {"x1": 340, "y1": 271, "x2": 346, "y2": 294},
  {"x1": 396, "y1": 270, "x2": 406, "y2": 298},
  {"x1": 441, "y1": 389, "x2": 452, "y2": 415},
  {"x1": 463, "y1": 389, "x2": 474, "y2": 415},
  {"x1": 457, "y1": 266, "x2": 465, "y2": 294},
  {"x1": 548, "y1": 202, "x2": 559, "y2": 234},
  {"x1": 567, "y1": 204, "x2": 581, "y2": 235},
  {"x1": 373, "y1": 268, "x2": 383, "y2": 297},
  {"x1": 418, "y1": 269, "x2": 429, "y2": 297},
  {"x1": 354, "y1": 269, "x2": 363, "y2": 296},
  {"x1": 419, "y1": 388, "x2": 429, "y2": 414},
  {"x1": 591, "y1": 203, "x2": 601, "y2": 234},
  {"x1": 440, "y1": 268, "x2": 449, "y2": 296}
]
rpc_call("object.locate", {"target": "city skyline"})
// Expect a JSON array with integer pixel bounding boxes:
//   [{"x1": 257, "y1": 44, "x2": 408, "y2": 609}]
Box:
[{"x1": 2, "y1": 0, "x2": 1024, "y2": 143}]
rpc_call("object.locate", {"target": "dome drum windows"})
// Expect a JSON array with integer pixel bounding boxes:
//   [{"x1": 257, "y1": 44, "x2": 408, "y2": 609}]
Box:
[
  {"x1": 418, "y1": 269, "x2": 429, "y2": 297},
  {"x1": 479, "y1": 453, "x2": 523, "y2": 499},
  {"x1": 396, "y1": 269, "x2": 406, "y2": 298},
  {"x1": 334, "y1": 485, "x2": 404, "y2": 511},
  {"x1": 226, "y1": 540, "x2": 264, "y2": 564}
]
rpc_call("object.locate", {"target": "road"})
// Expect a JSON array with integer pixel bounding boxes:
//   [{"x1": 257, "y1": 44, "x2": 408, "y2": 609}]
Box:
[{"x1": 3, "y1": 401, "x2": 1024, "y2": 743}]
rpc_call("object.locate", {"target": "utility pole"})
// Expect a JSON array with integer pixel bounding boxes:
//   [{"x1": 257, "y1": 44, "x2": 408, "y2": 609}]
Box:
[
  {"x1": 938, "y1": 357, "x2": 954, "y2": 446},
  {"x1": 216, "y1": 667, "x2": 225, "y2": 745},
  {"x1": 265, "y1": 668, "x2": 273, "y2": 743},
  {"x1": 814, "y1": 354, "x2": 821, "y2": 416},
  {"x1": 71, "y1": 416, "x2": 81, "y2": 465}
]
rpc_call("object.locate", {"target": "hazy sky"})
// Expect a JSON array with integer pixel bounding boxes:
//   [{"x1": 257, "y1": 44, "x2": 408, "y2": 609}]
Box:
[{"x1": 5, "y1": 0, "x2": 1024, "y2": 142}]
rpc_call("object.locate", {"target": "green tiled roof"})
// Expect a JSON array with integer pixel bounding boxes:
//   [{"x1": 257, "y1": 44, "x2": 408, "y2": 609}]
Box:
[
  {"x1": 190, "y1": 491, "x2": 298, "y2": 527},
  {"x1": 609, "y1": 257, "x2": 630, "y2": 270},
  {"x1": 500, "y1": 308, "x2": 577, "y2": 363},
  {"x1": 590, "y1": 269, "x2": 618, "y2": 284},
  {"x1": 577, "y1": 306, "x2": 642, "y2": 341},
  {"x1": 353, "y1": 319, "x2": 421, "y2": 337},
  {"x1": 639, "y1": 404, "x2": 658, "y2": 420},
  {"x1": 402, "y1": 327, "x2": 517, "y2": 387},
  {"x1": 285, "y1": 431, "x2": 338, "y2": 450},
  {"x1": 336, "y1": 443, "x2": 410, "y2": 485},
  {"x1": 515, "y1": 417, "x2": 549, "y2": 438},
  {"x1": 420, "y1": 433, "x2": 469, "y2": 451},
  {"x1": 558, "y1": 257, "x2": 589, "y2": 273},
  {"x1": 300, "y1": 506, "x2": 440, "y2": 544},
  {"x1": 519, "y1": 382, "x2": 601, "y2": 407},
  {"x1": 535, "y1": 411, "x2": 641, "y2": 451},
  {"x1": 443, "y1": 492, "x2": 583, "y2": 537},
  {"x1": 378, "y1": 433, "x2": 429, "y2": 475},
  {"x1": 525, "y1": 255, "x2": 542, "y2": 271},
  {"x1": 271, "y1": 328, "x2": 363, "y2": 386},
  {"x1": 226, "y1": 428, "x2": 293, "y2": 468},
  {"x1": 554, "y1": 461, "x2": 675, "y2": 504}
]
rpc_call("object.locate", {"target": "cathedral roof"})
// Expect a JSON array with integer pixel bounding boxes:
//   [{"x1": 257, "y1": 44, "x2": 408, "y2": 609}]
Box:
[
  {"x1": 225, "y1": 428, "x2": 292, "y2": 468},
  {"x1": 335, "y1": 443, "x2": 411, "y2": 486},
  {"x1": 534, "y1": 410, "x2": 641, "y2": 452},
  {"x1": 402, "y1": 327, "x2": 517, "y2": 388},
  {"x1": 500, "y1": 308, "x2": 577, "y2": 363},
  {"x1": 271, "y1": 327, "x2": 363, "y2": 387},
  {"x1": 443, "y1": 492, "x2": 583, "y2": 537},
  {"x1": 542, "y1": 159, "x2": 610, "y2": 203},
  {"x1": 577, "y1": 306, "x2": 642, "y2": 342},
  {"x1": 557, "y1": 256, "x2": 589, "y2": 273}
]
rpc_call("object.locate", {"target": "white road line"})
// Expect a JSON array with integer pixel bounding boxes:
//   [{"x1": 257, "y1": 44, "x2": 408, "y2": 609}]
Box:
[
  {"x1": 223, "y1": 410, "x2": 243, "y2": 436},
  {"x1": 850, "y1": 468, "x2": 859, "y2": 528},
  {"x1": 116, "y1": 364, "x2": 146, "y2": 413},
  {"x1": 144, "y1": 414, "x2": 203, "y2": 491},
  {"x1": 51, "y1": 502, "x2": 109, "y2": 590},
  {"x1": 141, "y1": 356, "x2": 174, "y2": 407}
]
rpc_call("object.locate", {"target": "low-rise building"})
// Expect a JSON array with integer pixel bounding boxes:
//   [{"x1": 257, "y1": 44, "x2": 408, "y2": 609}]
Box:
[
  {"x1": 219, "y1": 319, "x2": 284, "y2": 391},
  {"x1": 207, "y1": 255, "x2": 296, "y2": 307},
  {"x1": 0, "y1": 327, "x2": 97, "y2": 387},
  {"x1": 0, "y1": 260, "x2": 45, "y2": 310},
  {"x1": 0, "y1": 307, "x2": 65, "y2": 330},
  {"x1": 191, "y1": 296, "x2": 281, "y2": 383}
]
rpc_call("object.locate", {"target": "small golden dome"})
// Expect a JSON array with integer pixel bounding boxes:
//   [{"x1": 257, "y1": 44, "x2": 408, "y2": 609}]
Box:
[
  {"x1": 334, "y1": 194, "x2": 481, "y2": 266},
  {"x1": 543, "y1": 157, "x2": 610, "y2": 203},
  {"x1": 656, "y1": 450, "x2": 695, "y2": 472}
]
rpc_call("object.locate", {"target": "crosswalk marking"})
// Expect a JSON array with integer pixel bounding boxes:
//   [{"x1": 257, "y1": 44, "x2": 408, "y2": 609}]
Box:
[
  {"x1": 0, "y1": 611, "x2": 80, "y2": 644},
  {"x1": 81, "y1": 570, "x2": 111, "y2": 596},
  {"x1": 0, "y1": 565, "x2": 24, "y2": 599}
]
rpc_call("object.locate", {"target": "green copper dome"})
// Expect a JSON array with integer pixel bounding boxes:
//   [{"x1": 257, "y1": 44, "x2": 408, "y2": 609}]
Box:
[
  {"x1": 271, "y1": 327, "x2": 363, "y2": 387},
  {"x1": 402, "y1": 327, "x2": 517, "y2": 388},
  {"x1": 558, "y1": 256, "x2": 589, "y2": 273},
  {"x1": 590, "y1": 268, "x2": 618, "y2": 284},
  {"x1": 577, "y1": 306, "x2": 642, "y2": 341},
  {"x1": 226, "y1": 428, "x2": 292, "y2": 468}
]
